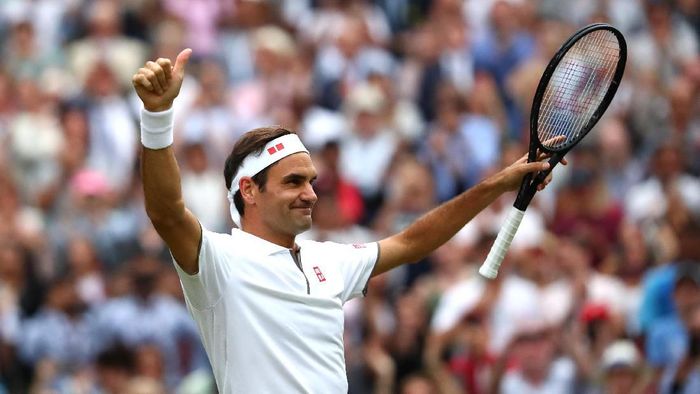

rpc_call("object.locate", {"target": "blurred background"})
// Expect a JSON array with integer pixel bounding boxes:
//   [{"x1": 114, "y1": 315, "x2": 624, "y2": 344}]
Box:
[{"x1": 0, "y1": 0, "x2": 698, "y2": 393}]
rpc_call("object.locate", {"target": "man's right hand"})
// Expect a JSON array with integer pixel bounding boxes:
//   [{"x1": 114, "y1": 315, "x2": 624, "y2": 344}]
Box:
[{"x1": 132, "y1": 48, "x2": 192, "y2": 112}]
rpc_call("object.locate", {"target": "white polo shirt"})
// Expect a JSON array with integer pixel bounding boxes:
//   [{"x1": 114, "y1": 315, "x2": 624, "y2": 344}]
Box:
[{"x1": 173, "y1": 228, "x2": 378, "y2": 393}]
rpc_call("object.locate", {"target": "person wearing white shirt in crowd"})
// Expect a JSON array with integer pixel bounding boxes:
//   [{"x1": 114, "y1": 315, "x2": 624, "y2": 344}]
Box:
[
  {"x1": 131, "y1": 48, "x2": 558, "y2": 393},
  {"x1": 339, "y1": 82, "x2": 398, "y2": 219}
]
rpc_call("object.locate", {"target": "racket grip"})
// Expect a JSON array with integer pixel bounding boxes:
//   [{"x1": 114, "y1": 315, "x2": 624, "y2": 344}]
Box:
[{"x1": 478, "y1": 207, "x2": 525, "y2": 279}]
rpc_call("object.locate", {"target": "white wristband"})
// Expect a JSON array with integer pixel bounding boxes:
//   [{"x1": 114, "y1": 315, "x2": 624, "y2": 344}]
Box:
[{"x1": 140, "y1": 107, "x2": 174, "y2": 149}]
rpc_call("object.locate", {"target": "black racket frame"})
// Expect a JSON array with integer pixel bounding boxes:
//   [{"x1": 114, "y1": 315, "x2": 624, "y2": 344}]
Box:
[{"x1": 514, "y1": 23, "x2": 627, "y2": 210}]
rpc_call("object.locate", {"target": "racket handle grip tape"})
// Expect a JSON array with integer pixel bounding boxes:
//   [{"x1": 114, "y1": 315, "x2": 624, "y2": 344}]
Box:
[{"x1": 478, "y1": 207, "x2": 525, "y2": 279}]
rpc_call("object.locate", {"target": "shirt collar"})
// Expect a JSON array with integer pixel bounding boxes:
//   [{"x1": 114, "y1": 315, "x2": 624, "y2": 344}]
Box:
[{"x1": 232, "y1": 228, "x2": 295, "y2": 255}]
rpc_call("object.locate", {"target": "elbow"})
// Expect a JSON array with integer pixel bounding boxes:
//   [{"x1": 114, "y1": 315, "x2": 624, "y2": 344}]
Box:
[{"x1": 392, "y1": 234, "x2": 428, "y2": 265}]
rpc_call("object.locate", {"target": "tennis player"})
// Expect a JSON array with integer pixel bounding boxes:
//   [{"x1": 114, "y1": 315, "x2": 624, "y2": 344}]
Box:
[{"x1": 132, "y1": 49, "x2": 554, "y2": 393}]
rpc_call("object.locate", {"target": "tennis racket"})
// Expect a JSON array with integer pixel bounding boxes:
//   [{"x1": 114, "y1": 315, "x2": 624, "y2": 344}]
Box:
[{"x1": 478, "y1": 23, "x2": 627, "y2": 279}]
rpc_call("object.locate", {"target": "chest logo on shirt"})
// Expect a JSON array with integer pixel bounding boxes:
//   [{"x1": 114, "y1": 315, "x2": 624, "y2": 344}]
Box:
[{"x1": 313, "y1": 266, "x2": 326, "y2": 282}]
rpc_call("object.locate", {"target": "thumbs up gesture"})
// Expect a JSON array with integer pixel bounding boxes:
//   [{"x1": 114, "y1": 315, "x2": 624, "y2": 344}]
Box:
[{"x1": 132, "y1": 48, "x2": 192, "y2": 112}]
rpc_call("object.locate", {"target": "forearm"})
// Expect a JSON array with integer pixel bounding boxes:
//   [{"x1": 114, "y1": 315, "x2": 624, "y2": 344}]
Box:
[
  {"x1": 374, "y1": 152, "x2": 548, "y2": 276},
  {"x1": 142, "y1": 147, "x2": 187, "y2": 223},
  {"x1": 393, "y1": 175, "x2": 504, "y2": 263},
  {"x1": 424, "y1": 334, "x2": 463, "y2": 394},
  {"x1": 140, "y1": 109, "x2": 186, "y2": 224},
  {"x1": 488, "y1": 349, "x2": 511, "y2": 394}
]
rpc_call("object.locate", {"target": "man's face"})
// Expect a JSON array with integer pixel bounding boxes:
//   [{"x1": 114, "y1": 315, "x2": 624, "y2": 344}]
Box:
[
  {"x1": 513, "y1": 330, "x2": 555, "y2": 376},
  {"x1": 674, "y1": 279, "x2": 700, "y2": 320},
  {"x1": 255, "y1": 153, "x2": 318, "y2": 236},
  {"x1": 605, "y1": 368, "x2": 636, "y2": 394}
]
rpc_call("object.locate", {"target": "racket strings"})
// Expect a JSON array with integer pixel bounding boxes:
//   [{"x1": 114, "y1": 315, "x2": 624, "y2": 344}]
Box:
[
  {"x1": 539, "y1": 34, "x2": 615, "y2": 143},
  {"x1": 540, "y1": 35, "x2": 617, "y2": 145},
  {"x1": 538, "y1": 30, "x2": 620, "y2": 150}
]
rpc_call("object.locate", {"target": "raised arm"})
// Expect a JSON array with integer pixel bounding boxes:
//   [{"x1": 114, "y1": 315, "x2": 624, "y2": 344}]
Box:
[
  {"x1": 133, "y1": 49, "x2": 201, "y2": 275},
  {"x1": 373, "y1": 155, "x2": 552, "y2": 277}
]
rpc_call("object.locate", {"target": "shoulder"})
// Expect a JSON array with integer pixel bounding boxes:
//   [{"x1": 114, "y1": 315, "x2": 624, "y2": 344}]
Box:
[
  {"x1": 550, "y1": 357, "x2": 576, "y2": 379},
  {"x1": 299, "y1": 239, "x2": 379, "y2": 263},
  {"x1": 642, "y1": 264, "x2": 677, "y2": 289},
  {"x1": 649, "y1": 315, "x2": 684, "y2": 335},
  {"x1": 204, "y1": 228, "x2": 237, "y2": 243},
  {"x1": 200, "y1": 228, "x2": 244, "y2": 256},
  {"x1": 299, "y1": 239, "x2": 375, "y2": 251},
  {"x1": 677, "y1": 175, "x2": 700, "y2": 191}
]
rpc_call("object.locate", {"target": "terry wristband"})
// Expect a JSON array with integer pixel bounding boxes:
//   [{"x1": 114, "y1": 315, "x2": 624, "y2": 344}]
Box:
[{"x1": 140, "y1": 107, "x2": 174, "y2": 149}]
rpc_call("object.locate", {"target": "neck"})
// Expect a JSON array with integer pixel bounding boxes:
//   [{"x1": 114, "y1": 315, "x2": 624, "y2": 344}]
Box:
[
  {"x1": 523, "y1": 368, "x2": 548, "y2": 386},
  {"x1": 241, "y1": 220, "x2": 296, "y2": 249}
]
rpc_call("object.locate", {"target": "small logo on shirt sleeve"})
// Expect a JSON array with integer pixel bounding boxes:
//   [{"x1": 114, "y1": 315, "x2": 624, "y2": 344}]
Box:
[
  {"x1": 352, "y1": 243, "x2": 367, "y2": 249},
  {"x1": 313, "y1": 266, "x2": 326, "y2": 282}
]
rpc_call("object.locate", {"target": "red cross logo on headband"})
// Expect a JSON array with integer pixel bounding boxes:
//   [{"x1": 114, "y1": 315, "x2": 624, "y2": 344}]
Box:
[{"x1": 267, "y1": 143, "x2": 285, "y2": 155}]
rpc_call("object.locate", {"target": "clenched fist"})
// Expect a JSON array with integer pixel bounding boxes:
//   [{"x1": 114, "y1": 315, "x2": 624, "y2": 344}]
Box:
[{"x1": 132, "y1": 48, "x2": 192, "y2": 112}]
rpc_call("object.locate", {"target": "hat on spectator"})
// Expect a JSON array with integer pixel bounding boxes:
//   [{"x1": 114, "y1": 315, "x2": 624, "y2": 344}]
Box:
[
  {"x1": 601, "y1": 340, "x2": 640, "y2": 371},
  {"x1": 301, "y1": 107, "x2": 348, "y2": 151},
  {"x1": 579, "y1": 302, "x2": 610, "y2": 323},
  {"x1": 252, "y1": 25, "x2": 297, "y2": 57},
  {"x1": 70, "y1": 169, "x2": 110, "y2": 197},
  {"x1": 344, "y1": 83, "x2": 386, "y2": 116}
]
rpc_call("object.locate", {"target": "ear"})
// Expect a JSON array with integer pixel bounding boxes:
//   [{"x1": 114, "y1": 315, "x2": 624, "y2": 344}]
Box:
[{"x1": 238, "y1": 177, "x2": 257, "y2": 206}]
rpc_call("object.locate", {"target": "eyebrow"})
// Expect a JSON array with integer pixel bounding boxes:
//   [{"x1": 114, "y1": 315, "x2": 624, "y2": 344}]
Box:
[{"x1": 281, "y1": 173, "x2": 317, "y2": 183}]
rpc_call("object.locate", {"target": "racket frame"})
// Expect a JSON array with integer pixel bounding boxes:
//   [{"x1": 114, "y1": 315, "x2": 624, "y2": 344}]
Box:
[{"x1": 514, "y1": 23, "x2": 627, "y2": 210}]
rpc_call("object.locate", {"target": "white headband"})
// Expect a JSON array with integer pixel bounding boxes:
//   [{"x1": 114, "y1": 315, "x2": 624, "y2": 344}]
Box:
[{"x1": 227, "y1": 133, "x2": 309, "y2": 228}]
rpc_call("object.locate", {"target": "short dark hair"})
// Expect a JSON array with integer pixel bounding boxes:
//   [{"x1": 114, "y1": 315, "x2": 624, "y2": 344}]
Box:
[
  {"x1": 224, "y1": 126, "x2": 294, "y2": 218},
  {"x1": 675, "y1": 261, "x2": 700, "y2": 288}
]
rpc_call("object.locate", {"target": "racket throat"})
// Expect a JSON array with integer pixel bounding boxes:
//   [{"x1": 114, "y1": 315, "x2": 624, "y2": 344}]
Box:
[{"x1": 514, "y1": 173, "x2": 537, "y2": 210}]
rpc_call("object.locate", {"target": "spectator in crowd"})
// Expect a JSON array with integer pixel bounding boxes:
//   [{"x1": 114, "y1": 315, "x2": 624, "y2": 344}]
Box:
[
  {"x1": 493, "y1": 318, "x2": 576, "y2": 394},
  {"x1": 66, "y1": 0, "x2": 148, "y2": 89},
  {"x1": 659, "y1": 300, "x2": 700, "y2": 394},
  {"x1": 596, "y1": 117, "x2": 645, "y2": 205},
  {"x1": 64, "y1": 236, "x2": 106, "y2": 307},
  {"x1": 90, "y1": 257, "x2": 206, "y2": 388},
  {"x1": 17, "y1": 275, "x2": 92, "y2": 378},
  {"x1": 472, "y1": 0, "x2": 536, "y2": 139},
  {"x1": 598, "y1": 340, "x2": 646, "y2": 394},
  {"x1": 179, "y1": 140, "x2": 229, "y2": 232},
  {"x1": 180, "y1": 57, "x2": 238, "y2": 167},
  {"x1": 647, "y1": 262, "x2": 700, "y2": 376},
  {"x1": 339, "y1": 82, "x2": 399, "y2": 222},
  {"x1": 626, "y1": 143, "x2": 700, "y2": 229},
  {"x1": 8, "y1": 77, "x2": 64, "y2": 206}
]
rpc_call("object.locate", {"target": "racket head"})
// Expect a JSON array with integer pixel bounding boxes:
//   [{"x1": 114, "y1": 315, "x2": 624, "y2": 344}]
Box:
[{"x1": 530, "y1": 23, "x2": 627, "y2": 154}]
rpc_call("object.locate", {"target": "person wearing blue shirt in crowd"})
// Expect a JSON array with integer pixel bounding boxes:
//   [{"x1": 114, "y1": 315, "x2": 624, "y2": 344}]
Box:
[
  {"x1": 660, "y1": 300, "x2": 700, "y2": 394},
  {"x1": 646, "y1": 262, "x2": 700, "y2": 380}
]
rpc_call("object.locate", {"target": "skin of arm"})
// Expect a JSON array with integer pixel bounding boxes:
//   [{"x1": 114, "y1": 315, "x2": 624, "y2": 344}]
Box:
[
  {"x1": 374, "y1": 156, "x2": 553, "y2": 277},
  {"x1": 133, "y1": 49, "x2": 201, "y2": 275}
]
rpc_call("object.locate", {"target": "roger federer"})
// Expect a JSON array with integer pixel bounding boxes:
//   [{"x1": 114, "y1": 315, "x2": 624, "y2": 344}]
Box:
[{"x1": 132, "y1": 49, "x2": 554, "y2": 393}]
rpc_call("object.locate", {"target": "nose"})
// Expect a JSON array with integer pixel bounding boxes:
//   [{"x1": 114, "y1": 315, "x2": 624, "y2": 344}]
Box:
[{"x1": 301, "y1": 182, "x2": 317, "y2": 205}]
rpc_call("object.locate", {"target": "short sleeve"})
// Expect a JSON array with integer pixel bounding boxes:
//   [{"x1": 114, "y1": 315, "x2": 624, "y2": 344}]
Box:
[
  {"x1": 336, "y1": 242, "x2": 379, "y2": 303},
  {"x1": 172, "y1": 229, "x2": 232, "y2": 310}
]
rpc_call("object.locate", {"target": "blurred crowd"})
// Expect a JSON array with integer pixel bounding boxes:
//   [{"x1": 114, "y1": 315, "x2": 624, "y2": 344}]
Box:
[{"x1": 0, "y1": 0, "x2": 698, "y2": 393}]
